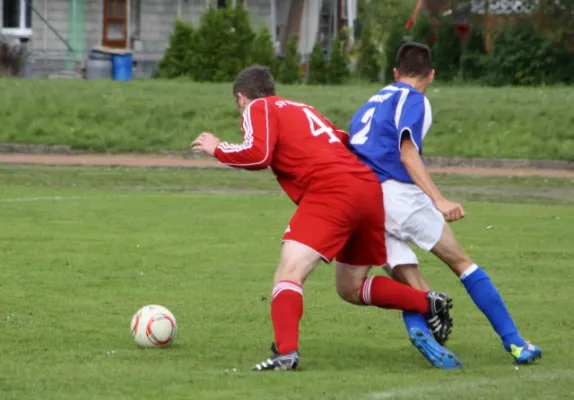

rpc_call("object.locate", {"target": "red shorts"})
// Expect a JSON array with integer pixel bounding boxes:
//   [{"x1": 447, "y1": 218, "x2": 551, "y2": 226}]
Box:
[{"x1": 282, "y1": 176, "x2": 387, "y2": 266}]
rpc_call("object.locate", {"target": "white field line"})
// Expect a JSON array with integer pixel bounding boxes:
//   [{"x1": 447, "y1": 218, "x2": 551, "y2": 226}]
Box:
[
  {"x1": 0, "y1": 190, "x2": 280, "y2": 203},
  {"x1": 0, "y1": 196, "x2": 89, "y2": 202},
  {"x1": 367, "y1": 369, "x2": 574, "y2": 399}
]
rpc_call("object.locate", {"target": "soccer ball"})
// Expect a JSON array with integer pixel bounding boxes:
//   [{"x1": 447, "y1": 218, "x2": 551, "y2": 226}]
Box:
[{"x1": 130, "y1": 304, "x2": 177, "y2": 348}]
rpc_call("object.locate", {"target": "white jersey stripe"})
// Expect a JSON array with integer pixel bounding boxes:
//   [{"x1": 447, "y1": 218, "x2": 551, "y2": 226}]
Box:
[
  {"x1": 216, "y1": 98, "x2": 271, "y2": 167},
  {"x1": 394, "y1": 88, "x2": 411, "y2": 130}
]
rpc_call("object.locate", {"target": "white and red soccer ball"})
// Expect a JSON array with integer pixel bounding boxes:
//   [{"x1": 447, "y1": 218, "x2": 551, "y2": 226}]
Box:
[{"x1": 130, "y1": 305, "x2": 177, "y2": 348}]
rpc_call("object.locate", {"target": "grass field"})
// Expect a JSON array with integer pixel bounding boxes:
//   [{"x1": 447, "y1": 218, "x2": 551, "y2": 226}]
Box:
[
  {"x1": 1, "y1": 164, "x2": 573, "y2": 399},
  {"x1": 1, "y1": 80, "x2": 574, "y2": 160}
]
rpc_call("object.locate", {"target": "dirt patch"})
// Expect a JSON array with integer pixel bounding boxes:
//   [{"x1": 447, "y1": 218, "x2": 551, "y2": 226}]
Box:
[{"x1": 1, "y1": 152, "x2": 574, "y2": 178}]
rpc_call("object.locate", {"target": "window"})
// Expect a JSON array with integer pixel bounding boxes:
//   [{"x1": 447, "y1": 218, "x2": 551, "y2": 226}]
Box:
[
  {"x1": 2, "y1": 0, "x2": 32, "y2": 37},
  {"x1": 217, "y1": 0, "x2": 227, "y2": 8},
  {"x1": 103, "y1": 0, "x2": 127, "y2": 48}
]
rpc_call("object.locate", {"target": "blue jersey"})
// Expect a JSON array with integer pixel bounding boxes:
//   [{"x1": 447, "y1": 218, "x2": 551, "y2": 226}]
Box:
[{"x1": 348, "y1": 82, "x2": 432, "y2": 184}]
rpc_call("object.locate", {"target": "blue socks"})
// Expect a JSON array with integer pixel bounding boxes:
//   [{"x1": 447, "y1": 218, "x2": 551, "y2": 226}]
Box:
[
  {"x1": 461, "y1": 264, "x2": 525, "y2": 351},
  {"x1": 403, "y1": 311, "x2": 432, "y2": 336}
]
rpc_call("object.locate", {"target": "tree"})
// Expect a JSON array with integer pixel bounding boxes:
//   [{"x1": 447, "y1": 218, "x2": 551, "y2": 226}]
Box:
[
  {"x1": 384, "y1": 22, "x2": 407, "y2": 83},
  {"x1": 483, "y1": 20, "x2": 574, "y2": 86},
  {"x1": 193, "y1": 6, "x2": 232, "y2": 81},
  {"x1": 460, "y1": 25, "x2": 487, "y2": 81},
  {"x1": 251, "y1": 26, "x2": 279, "y2": 77},
  {"x1": 307, "y1": 41, "x2": 327, "y2": 84},
  {"x1": 326, "y1": 32, "x2": 350, "y2": 85},
  {"x1": 157, "y1": 19, "x2": 195, "y2": 78},
  {"x1": 410, "y1": 12, "x2": 434, "y2": 47},
  {"x1": 192, "y1": 4, "x2": 255, "y2": 82},
  {"x1": 433, "y1": 16, "x2": 461, "y2": 81},
  {"x1": 230, "y1": 4, "x2": 255, "y2": 71},
  {"x1": 356, "y1": 22, "x2": 380, "y2": 82},
  {"x1": 278, "y1": 34, "x2": 301, "y2": 84}
]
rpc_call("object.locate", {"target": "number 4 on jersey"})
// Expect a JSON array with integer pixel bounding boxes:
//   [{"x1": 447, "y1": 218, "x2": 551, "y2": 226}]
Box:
[{"x1": 303, "y1": 108, "x2": 341, "y2": 143}]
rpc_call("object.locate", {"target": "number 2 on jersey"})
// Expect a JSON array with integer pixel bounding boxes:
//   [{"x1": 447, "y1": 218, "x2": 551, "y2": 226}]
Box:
[
  {"x1": 303, "y1": 107, "x2": 341, "y2": 143},
  {"x1": 350, "y1": 107, "x2": 375, "y2": 145},
  {"x1": 350, "y1": 92, "x2": 392, "y2": 145}
]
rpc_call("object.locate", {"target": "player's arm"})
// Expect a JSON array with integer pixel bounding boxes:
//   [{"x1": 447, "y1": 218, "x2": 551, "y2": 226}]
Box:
[
  {"x1": 398, "y1": 97, "x2": 465, "y2": 222},
  {"x1": 214, "y1": 99, "x2": 278, "y2": 170}
]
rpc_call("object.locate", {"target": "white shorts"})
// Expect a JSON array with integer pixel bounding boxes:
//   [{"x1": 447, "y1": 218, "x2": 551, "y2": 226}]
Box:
[{"x1": 382, "y1": 179, "x2": 445, "y2": 269}]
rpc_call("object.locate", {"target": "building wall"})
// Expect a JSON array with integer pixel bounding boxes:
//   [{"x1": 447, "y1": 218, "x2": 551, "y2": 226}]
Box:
[
  {"x1": 31, "y1": 0, "x2": 69, "y2": 53},
  {"x1": 244, "y1": 0, "x2": 272, "y2": 30},
  {"x1": 84, "y1": 0, "x2": 103, "y2": 54},
  {"x1": 27, "y1": 0, "x2": 277, "y2": 76}
]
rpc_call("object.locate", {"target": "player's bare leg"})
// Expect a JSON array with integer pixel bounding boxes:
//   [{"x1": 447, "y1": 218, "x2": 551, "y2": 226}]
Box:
[
  {"x1": 334, "y1": 262, "x2": 453, "y2": 338},
  {"x1": 387, "y1": 264, "x2": 431, "y2": 291},
  {"x1": 251, "y1": 241, "x2": 322, "y2": 371}
]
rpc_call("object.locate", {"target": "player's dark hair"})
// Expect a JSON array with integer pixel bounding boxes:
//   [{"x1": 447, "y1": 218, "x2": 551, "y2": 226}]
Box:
[
  {"x1": 395, "y1": 42, "x2": 433, "y2": 78},
  {"x1": 232, "y1": 65, "x2": 276, "y2": 100}
]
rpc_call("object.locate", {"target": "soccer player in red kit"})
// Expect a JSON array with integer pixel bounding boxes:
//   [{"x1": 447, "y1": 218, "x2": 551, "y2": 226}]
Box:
[{"x1": 191, "y1": 65, "x2": 453, "y2": 371}]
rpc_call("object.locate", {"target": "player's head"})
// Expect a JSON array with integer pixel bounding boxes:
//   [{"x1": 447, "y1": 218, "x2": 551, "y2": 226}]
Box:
[
  {"x1": 232, "y1": 65, "x2": 276, "y2": 113},
  {"x1": 393, "y1": 42, "x2": 435, "y2": 92}
]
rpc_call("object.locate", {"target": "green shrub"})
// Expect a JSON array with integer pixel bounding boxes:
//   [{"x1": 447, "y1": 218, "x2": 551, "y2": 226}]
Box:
[
  {"x1": 384, "y1": 23, "x2": 407, "y2": 83},
  {"x1": 460, "y1": 25, "x2": 487, "y2": 81},
  {"x1": 229, "y1": 4, "x2": 255, "y2": 73},
  {"x1": 356, "y1": 22, "x2": 380, "y2": 82},
  {"x1": 251, "y1": 26, "x2": 279, "y2": 77},
  {"x1": 278, "y1": 34, "x2": 301, "y2": 84},
  {"x1": 157, "y1": 19, "x2": 196, "y2": 78},
  {"x1": 192, "y1": 4, "x2": 255, "y2": 82},
  {"x1": 326, "y1": 33, "x2": 350, "y2": 85},
  {"x1": 433, "y1": 16, "x2": 461, "y2": 81},
  {"x1": 307, "y1": 41, "x2": 327, "y2": 84},
  {"x1": 193, "y1": 6, "x2": 232, "y2": 81},
  {"x1": 410, "y1": 13, "x2": 434, "y2": 47},
  {"x1": 484, "y1": 20, "x2": 574, "y2": 86}
]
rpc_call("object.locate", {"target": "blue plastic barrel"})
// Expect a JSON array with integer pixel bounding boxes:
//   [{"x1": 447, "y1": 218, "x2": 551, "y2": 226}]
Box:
[{"x1": 112, "y1": 53, "x2": 133, "y2": 81}]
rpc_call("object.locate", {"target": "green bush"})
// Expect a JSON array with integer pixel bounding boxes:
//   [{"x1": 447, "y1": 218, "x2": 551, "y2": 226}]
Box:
[
  {"x1": 251, "y1": 26, "x2": 279, "y2": 77},
  {"x1": 326, "y1": 33, "x2": 350, "y2": 85},
  {"x1": 384, "y1": 23, "x2": 407, "y2": 83},
  {"x1": 433, "y1": 16, "x2": 461, "y2": 81},
  {"x1": 229, "y1": 4, "x2": 255, "y2": 73},
  {"x1": 484, "y1": 20, "x2": 574, "y2": 86},
  {"x1": 356, "y1": 22, "x2": 380, "y2": 82},
  {"x1": 188, "y1": 4, "x2": 255, "y2": 82},
  {"x1": 278, "y1": 34, "x2": 301, "y2": 84},
  {"x1": 307, "y1": 42, "x2": 327, "y2": 85},
  {"x1": 543, "y1": 38, "x2": 574, "y2": 85},
  {"x1": 460, "y1": 25, "x2": 487, "y2": 81},
  {"x1": 193, "y1": 6, "x2": 233, "y2": 81},
  {"x1": 157, "y1": 19, "x2": 196, "y2": 78},
  {"x1": 410, "y1": 13, "x2": 434, "y2": 47}
]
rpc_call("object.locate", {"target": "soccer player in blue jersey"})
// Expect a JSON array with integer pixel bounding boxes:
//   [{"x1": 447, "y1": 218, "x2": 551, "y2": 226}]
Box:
[{"x1": 346, "y1": 42, "x2": 542, "y2": 368}]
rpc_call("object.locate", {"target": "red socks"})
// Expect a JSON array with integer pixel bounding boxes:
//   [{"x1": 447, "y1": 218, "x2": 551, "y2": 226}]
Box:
[
  {"x1": 360, "y1": 276, "x2": 429, "y2": 314},
  {"x1": 271, "y1": 281, "x2": 303, "y2": 355},
  {"x1": 270, "y1": 277, "x2": 428, "y2": 355}
]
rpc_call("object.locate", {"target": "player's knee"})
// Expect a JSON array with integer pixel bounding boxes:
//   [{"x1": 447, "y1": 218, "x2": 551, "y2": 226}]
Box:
[
  {"x1": 335, "y1": 280, "x2": 363, "y2": 305},
  {"x1": 274, "y1": 261, "x2": 307, "y2": 285}
]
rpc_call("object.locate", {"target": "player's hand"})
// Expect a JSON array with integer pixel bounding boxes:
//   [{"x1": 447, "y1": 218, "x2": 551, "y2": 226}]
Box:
[
  {"x1": 434, "y1": 198, "x2": 465, "y2": 222},
  {"x1": 191, "y1": 132, "x2": 221, "y2": 157}
]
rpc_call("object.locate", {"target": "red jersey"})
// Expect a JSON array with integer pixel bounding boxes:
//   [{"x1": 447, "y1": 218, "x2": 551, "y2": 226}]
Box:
[{"x1": 214, "y1": 96, "x2": 377, "y2": 203}]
